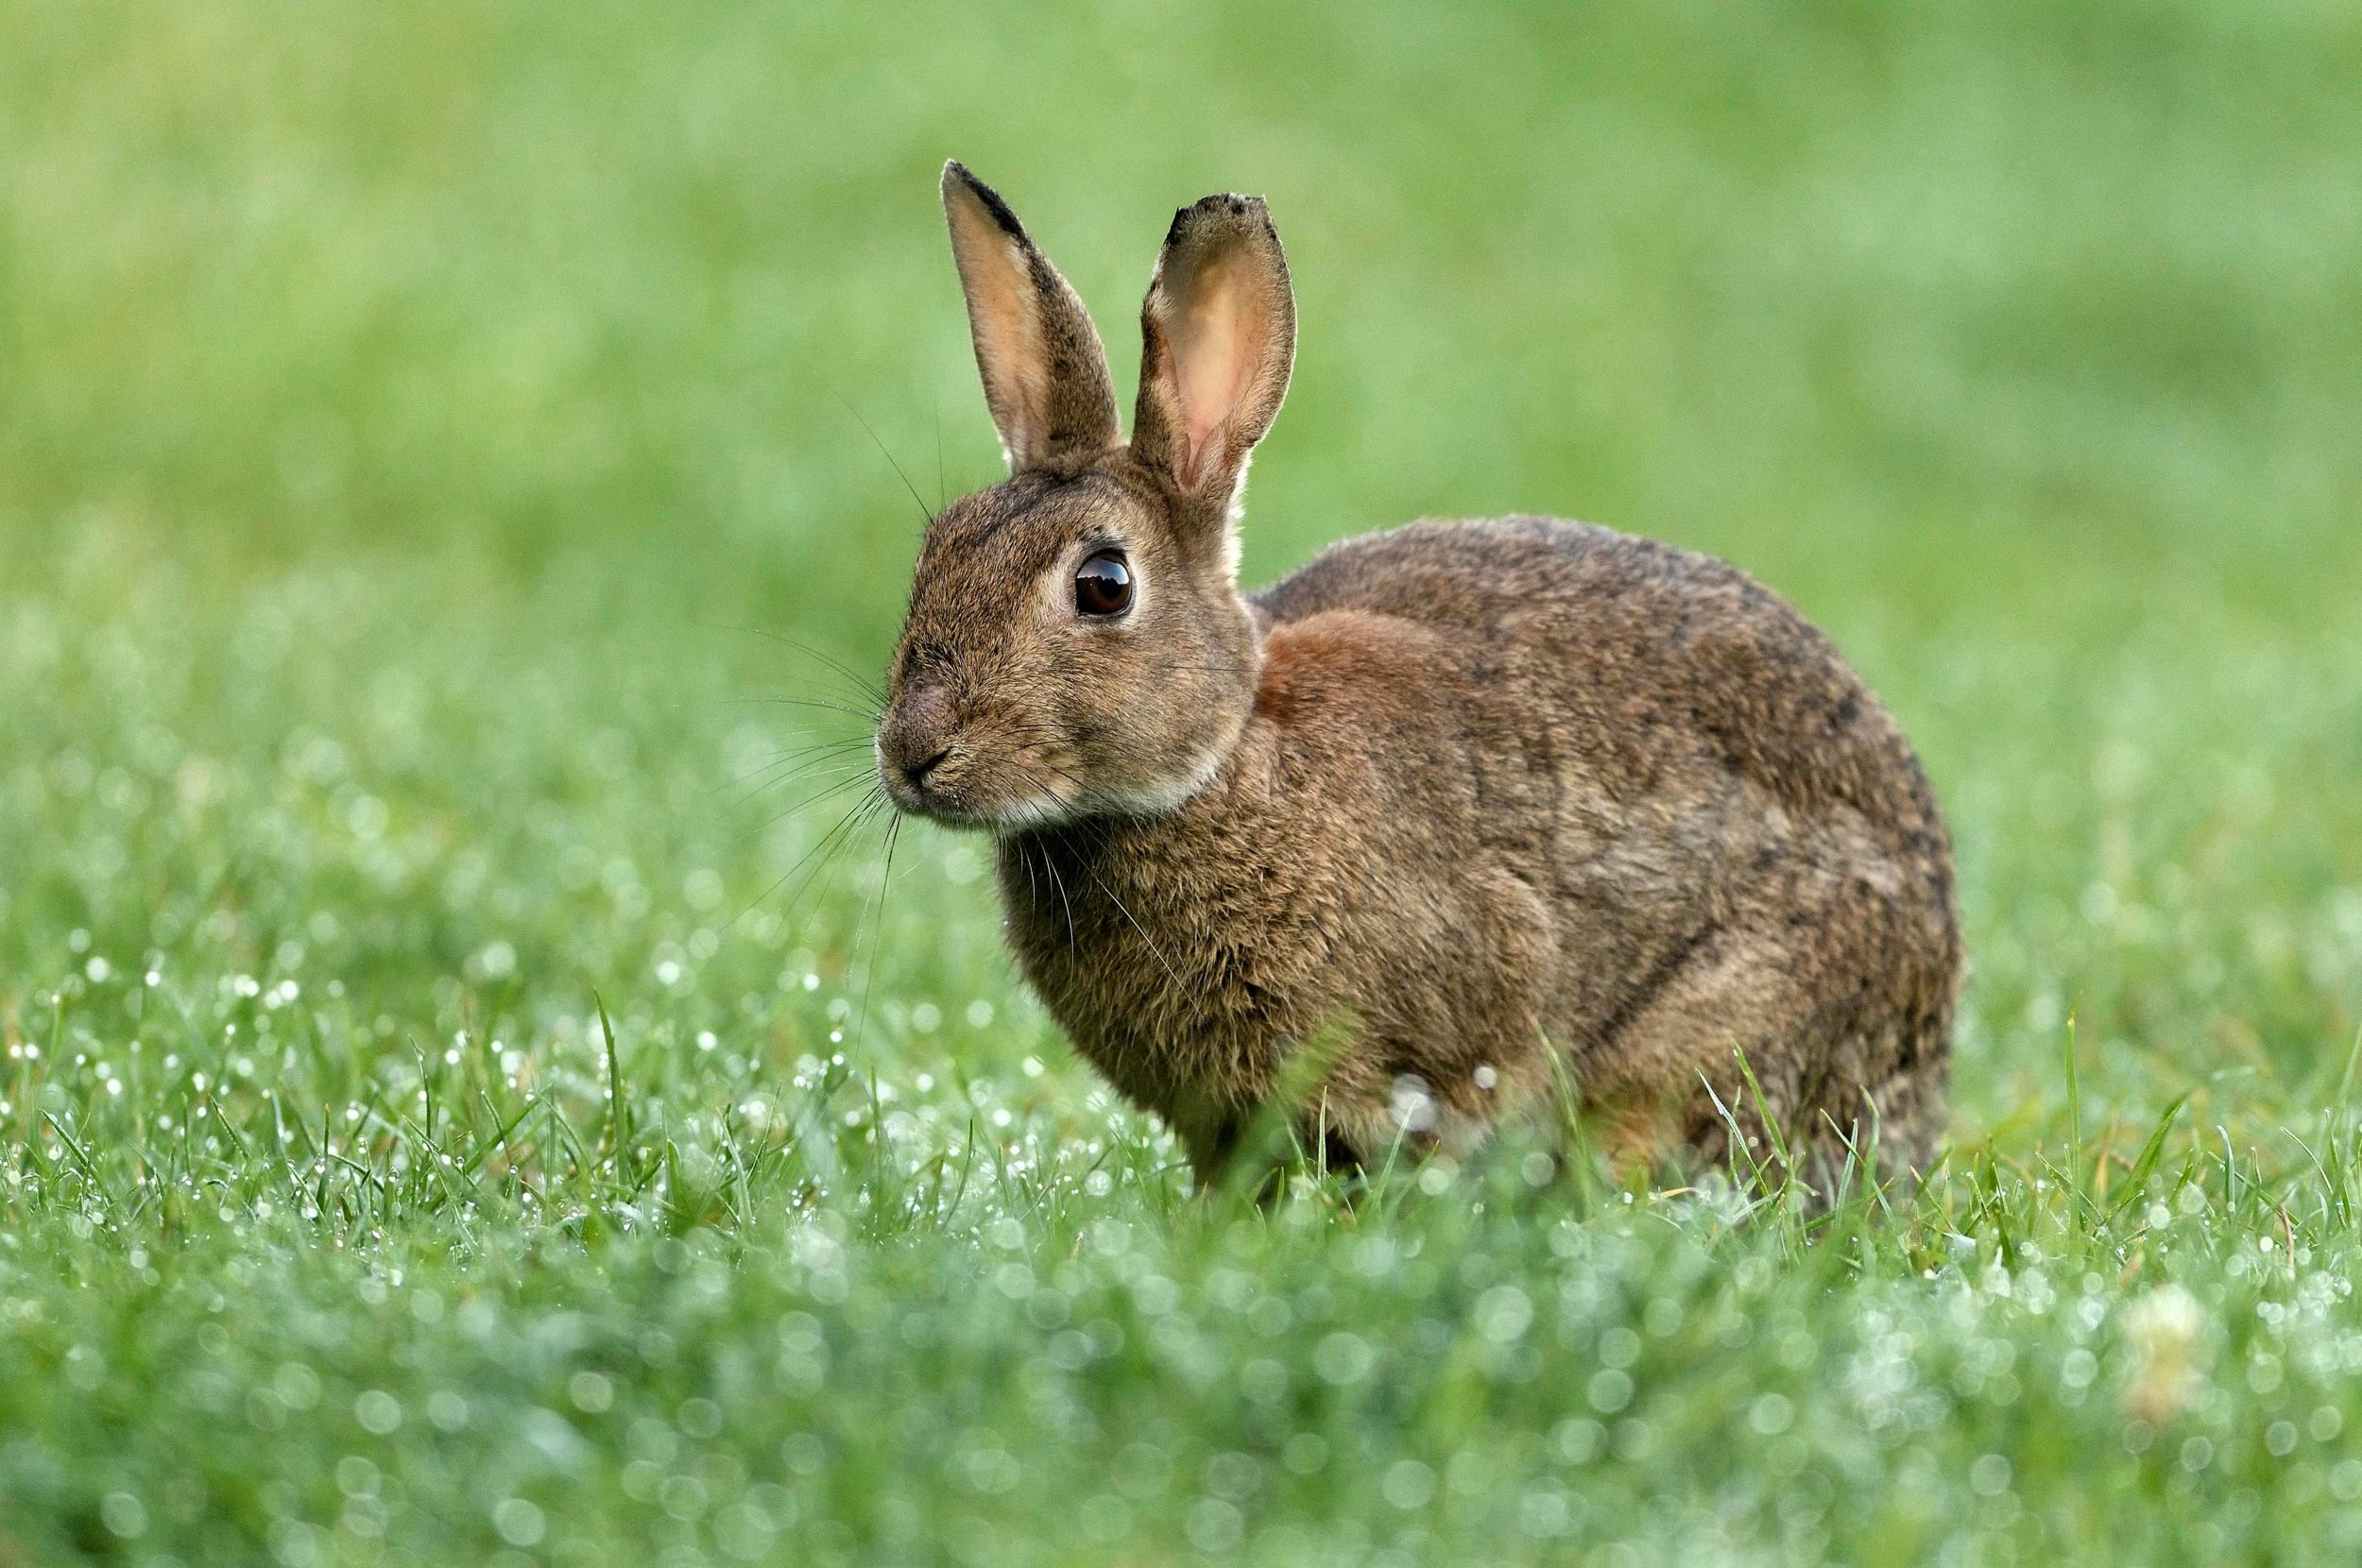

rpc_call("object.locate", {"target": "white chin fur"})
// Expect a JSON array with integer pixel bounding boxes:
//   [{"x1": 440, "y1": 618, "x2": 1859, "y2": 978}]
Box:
[
  {"x1": 978, "y1": 792, "x2": 1075, "y2": 832},
  {"x1": 976, "y1": 748, "x2": 1224, "y2": 836},
  {"x1": 1085, "y1": 743, "x2": 1226, "y2": 821}
]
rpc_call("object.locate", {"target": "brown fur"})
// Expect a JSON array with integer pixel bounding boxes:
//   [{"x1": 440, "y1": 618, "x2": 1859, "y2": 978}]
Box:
[{"x1": 877, "y1": 164, "x2": 1962, "y2": 1192}]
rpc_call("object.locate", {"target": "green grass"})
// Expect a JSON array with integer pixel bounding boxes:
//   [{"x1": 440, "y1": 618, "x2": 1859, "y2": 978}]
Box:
[{"x1": 5, "y1": 1, "x2": 2362, "y2": 1563}]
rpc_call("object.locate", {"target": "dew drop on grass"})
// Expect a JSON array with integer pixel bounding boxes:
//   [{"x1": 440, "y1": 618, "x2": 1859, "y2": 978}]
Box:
[
  {"x1": 352, "y1": 1390, "x2": 402, "y2": 1435},
  {"x1": 98, "y1": 1491, "x2": 145, "y2": 1539},
  {"x1": 1586, "y1": 1369, "x2": 1634, "y2": 1413},
  {"x1": 1312, "y1": 1332, "x2": 1372, "y2": 1386},
  {"x1": 2333, "y1": 1460, "x2": 2362, "y2": 1502},
  {"x1": 334, "y1": 1457, "x2": 379, "y2": 1497},
  {"x1": 491, "y1": 1497, "x2": 545, "y2": 1547},
  {"x1": 569, "y1": 1372, "x2": 614, "y2": 1413},
  {"x1": 1283, "y1": 1433, "x2": 1328, "y2": 1474},
  {"x1": 1382, "y1": 1459, "x2": 1436, "y2": 1510},
  {"x1": 1475, "y1": 1286, "x2": 1532, "y2": 1343}
]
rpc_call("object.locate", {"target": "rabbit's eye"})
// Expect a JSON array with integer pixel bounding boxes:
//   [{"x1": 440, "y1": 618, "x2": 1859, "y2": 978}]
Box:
[{"x1": 1073, "y1": 551, "x2": 1133, "y2": 618}]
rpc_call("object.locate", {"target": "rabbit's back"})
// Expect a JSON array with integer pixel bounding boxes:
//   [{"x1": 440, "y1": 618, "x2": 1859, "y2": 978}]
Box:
[
  {"x1": 1258, "y1": 517, "x2": 1947, "y2": 868},
  {"x1": 1245, "y1": 515, "x2": 1960, "y2": 1172}
]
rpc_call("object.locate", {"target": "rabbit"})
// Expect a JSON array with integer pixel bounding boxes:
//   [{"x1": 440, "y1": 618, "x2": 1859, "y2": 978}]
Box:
[{"x1": 875, "y1": 161, "x2": 1962, "y2": 1193}]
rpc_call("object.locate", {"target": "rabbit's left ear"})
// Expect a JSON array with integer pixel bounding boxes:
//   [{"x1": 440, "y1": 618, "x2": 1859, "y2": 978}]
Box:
[
  {"x1": 1132, "y1": 194, "x2": 1295, "y2": 510},
  {"x1": 941, "y1": 162, "x2": 1121, "y2": 472}
]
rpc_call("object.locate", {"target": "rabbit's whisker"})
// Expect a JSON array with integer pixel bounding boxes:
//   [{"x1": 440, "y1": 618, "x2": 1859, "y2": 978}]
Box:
[
  {"x1": 1072, "y1": 854, "x2": 1187, "y2": 996},
  {"x1": 728, "y1": 695, "x2": 884, "y2": 723},
  {"x1": 733, "y1": 786, "x2": 890, "y2": 932},
  {"x1": 707, "y1": 621, "x2": 890, "y2": 707},
  {"x1": 721, "y1": 744, "x2": 871, "y2": 801},
  {"x1": 733, "y1": 759, "x2": 870, "y2": 814},
  {"x1": 849, "y1": 810, "x2": 905, "y2": 1057},
  {"x1": 791, "y1": 793, "x2": 897, "y2": 934},
  {"x1": 755, "y1": 771, "x2": 879, "y2": 837},
  {"x1": 1028, "y1": 832, "x2": 1081, "y2": 960},
  {"x1": 839, "y1": 394, "x2": 938, "y2": 528}
]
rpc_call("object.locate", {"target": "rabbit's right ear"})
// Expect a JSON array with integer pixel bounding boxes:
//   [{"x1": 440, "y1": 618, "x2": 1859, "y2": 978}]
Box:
[
  {"x1": 941, "y1": 162, "x2": 1120, "y2": 473},
  {"x1": 1131, "y1": 194, "x2": 1295, "y2": 513}
]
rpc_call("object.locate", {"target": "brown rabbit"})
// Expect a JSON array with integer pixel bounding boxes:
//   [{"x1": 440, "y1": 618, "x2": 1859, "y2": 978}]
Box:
[{"x1": 877, "y1": 162, "x2": 1961, "y2": 1192}]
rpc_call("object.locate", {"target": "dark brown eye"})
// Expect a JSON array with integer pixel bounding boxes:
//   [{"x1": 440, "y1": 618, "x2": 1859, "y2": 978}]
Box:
[{"x1": 1074, "y1": 550, "x2": 1133, "y2": 617}]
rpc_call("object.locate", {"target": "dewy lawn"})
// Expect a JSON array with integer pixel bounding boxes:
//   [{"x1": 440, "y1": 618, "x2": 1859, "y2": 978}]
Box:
[{"x1": 5, "y1": 2, "x2": 2362, "y2": 1564}]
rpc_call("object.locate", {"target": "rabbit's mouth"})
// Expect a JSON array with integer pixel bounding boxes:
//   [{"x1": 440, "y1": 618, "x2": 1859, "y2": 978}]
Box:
[
  {"x1": 876, "y1": 733, "x2": 1077, "y2": 833},
  {"x1": 887, "y1": 782, "x2": 1075, "y2": 834}
]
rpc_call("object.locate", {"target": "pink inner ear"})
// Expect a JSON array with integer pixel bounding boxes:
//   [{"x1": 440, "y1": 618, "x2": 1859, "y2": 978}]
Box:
[
  {"x1": 1168, "y1": 256, "x2": 1266, "y2": 490},
  {"x1": 947, "y1": 196, "x2": 1051, "y2": 462}
]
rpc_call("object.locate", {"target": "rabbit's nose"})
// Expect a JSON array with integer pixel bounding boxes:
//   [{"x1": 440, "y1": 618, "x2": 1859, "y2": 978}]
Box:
[
  {"x1": 880, "y1": 685, "x2": 957, "y2": 788},
  {"x1": 902, "y1": 742, "x2": 952, "y2": 786}
]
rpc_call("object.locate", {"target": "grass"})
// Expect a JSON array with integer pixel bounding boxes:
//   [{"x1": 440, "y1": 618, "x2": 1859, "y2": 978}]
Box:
[{"x1": 4, "y1": 0, "x2": 2362, "y2": 1562}]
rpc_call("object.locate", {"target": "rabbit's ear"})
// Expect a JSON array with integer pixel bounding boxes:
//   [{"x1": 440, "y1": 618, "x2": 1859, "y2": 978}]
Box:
[
  {"x1": 941, "y1": 162, "x2": 1120, "y2": 472},
  {"x1": 1132, "y1": 194, "x2": 1295, "y2": 507}
]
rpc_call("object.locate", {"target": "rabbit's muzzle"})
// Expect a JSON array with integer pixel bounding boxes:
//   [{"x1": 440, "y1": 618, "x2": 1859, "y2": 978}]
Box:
[
  {"x1": 877, "y1": 683, "x2": 960, "y2": 811},
  {"x1": 878, "y1": 684, "x2": 1070, "y2": 830}
]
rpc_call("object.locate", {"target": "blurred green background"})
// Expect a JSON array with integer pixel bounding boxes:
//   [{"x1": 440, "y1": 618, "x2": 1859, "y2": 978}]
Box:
[
  {"x1": 8, "y1": 0, "x2": 2357, "y2": 1120},
  {"x1": 6, "y1": 2, "x2": 2362, "y2": 1562}
]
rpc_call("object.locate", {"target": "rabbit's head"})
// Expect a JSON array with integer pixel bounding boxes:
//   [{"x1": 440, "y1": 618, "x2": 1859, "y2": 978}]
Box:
[{"x1": 878, "y1": 163, "x2": 1295, "y2": 831}]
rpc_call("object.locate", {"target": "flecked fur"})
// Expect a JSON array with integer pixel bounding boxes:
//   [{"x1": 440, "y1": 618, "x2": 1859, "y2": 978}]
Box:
[{"x1": 878, "y1": 164, "x2": 1962, "y2": 1192}]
